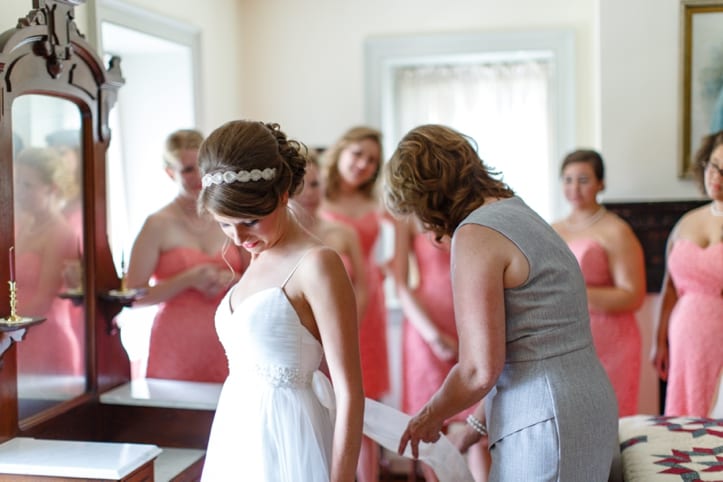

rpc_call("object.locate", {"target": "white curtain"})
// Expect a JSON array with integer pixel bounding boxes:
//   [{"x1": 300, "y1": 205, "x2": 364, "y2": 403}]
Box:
[{"x1": 393, "y1": 60, "x2": 553, "y2": 220}]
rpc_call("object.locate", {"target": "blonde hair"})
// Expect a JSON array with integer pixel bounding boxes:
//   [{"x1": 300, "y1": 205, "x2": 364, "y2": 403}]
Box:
[
  {"x1": 163, "y1": 129, "x2": 204, "y2": 168},
  {"x1": 323, "y1": 126, "x2": 382, "y2": 200},
  {"x1": 385, "y1": 124, "x2": 514, "y2": 241},
  {"x1": 16, "y1": 147, "x2": 63, "y2": 186}
]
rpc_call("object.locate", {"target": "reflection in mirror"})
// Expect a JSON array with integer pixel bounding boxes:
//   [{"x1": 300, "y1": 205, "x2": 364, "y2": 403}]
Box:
[{"x1": 12, "y1": 95, "x2": 86, "y2": 420}]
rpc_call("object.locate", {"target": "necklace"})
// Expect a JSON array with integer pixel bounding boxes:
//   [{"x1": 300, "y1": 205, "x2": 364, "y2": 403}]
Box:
[
  {"x1": 711, "y1": 203, "x2": 723, "y2": 217},
  {"x1": 565, "y1": 207, "x2": 606, "y2": 232}
]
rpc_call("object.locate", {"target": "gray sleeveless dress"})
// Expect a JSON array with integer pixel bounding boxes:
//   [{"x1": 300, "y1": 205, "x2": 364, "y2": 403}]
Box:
[{"x1": 458, "y1": 197, "x2": 618, "y2": 481}]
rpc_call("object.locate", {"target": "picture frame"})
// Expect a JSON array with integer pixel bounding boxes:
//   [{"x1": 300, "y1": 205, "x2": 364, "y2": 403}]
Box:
[{"x1": 680, "y1": 0, "x2": 723, "y2": 177}]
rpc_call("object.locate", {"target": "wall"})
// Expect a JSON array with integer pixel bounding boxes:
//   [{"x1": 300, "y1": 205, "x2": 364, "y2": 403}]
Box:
[
  {"x1": 238, "y1": 0, "x2": 598, "y2": 150},
  {"x1": 2, "y1": 0, "x2": 703, "y2": 202},
  {"x1": 599, "y1": 0, "x2": 701, "y2": 202}
]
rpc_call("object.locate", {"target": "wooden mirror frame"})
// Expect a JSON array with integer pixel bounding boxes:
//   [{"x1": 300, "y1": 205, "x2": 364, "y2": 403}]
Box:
[{"x1": 0, "y1": 0, "x2": 128, "y2": 441}]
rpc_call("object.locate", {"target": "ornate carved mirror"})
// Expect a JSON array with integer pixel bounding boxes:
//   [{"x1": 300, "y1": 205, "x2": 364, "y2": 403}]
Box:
[{"x1": 0, "y1": 0, "x2": 126, "y2": 436}]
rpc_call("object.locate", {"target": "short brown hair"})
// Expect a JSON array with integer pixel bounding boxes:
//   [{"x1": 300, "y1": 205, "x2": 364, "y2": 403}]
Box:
[
  {"x1": 560, "y1": 149, "x2": 605, "y2": 181},
  {"x1": 384, "y1": 124, "x2": 514, "y2": 241}
]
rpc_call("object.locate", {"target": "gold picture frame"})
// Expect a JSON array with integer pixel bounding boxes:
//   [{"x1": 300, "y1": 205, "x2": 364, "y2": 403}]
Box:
[{"x1": 680, "y1": 0, "x2": 723, "y2": 177}]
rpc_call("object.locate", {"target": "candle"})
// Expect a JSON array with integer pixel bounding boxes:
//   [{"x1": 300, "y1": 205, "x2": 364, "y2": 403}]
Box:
[{"x1": 9, "y1": 246, "x2": 15, "y2": 282}]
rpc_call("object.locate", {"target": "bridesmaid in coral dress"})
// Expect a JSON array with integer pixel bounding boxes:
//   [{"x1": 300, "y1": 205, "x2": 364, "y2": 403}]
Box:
[
  {"x1": 392, "y1": 217, "x2": 490, "y2": 482},
  {"x1": 126, "y1": 129, "x2": 248, "y2": 383},
  {"x1": 293, "y1": 150, "x2": 367, "y2": 323},
  {"x1": 653, "y1": 130, "x2": 723, "y2": 417},
  {"x1": 14, "y1": 147, "x2": 83, "y2": 376},
  {"x1": 553, "y1": 149, "x2": 646, "y2": 417},
  {"x1": 319, "y1": 126, "x2": 390, "y2": 482}
]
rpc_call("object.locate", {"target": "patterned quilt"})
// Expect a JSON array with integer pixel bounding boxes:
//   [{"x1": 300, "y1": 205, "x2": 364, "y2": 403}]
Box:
[{"x1": 619, "y1": 415, "x2": 723, "y2": 481}]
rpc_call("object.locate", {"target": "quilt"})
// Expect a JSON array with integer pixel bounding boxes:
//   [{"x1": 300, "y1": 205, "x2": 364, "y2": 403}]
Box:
[{"x1": 618, "y1": 415, "x2": 723, "y2": 481}]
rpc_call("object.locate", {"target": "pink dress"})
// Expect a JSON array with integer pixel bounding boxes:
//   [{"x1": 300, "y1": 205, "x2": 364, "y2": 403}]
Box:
[
  {"x1": 402, "y1": 234, "x2": 471, "y2": 422},
  {"x1": 665, "y1": 239, "x2": 723, "y2": 416},
  {"x1": 321, "y1": 211, "x2": 390, "y2": 399},
  {"x1": 145, "y1": 247, "x2": 244, "y2": 383},
  {"x1": 568, "y1": 238, "x2": 641, "y2": 416},
  {"x1": 16, "y1": 252, "x2": 83, "y2": 376}
]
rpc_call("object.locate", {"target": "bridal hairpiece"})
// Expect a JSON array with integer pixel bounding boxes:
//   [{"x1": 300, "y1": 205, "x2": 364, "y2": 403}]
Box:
[{"x1": 202, "y1": 168, "x2": 276, "y2": 188}]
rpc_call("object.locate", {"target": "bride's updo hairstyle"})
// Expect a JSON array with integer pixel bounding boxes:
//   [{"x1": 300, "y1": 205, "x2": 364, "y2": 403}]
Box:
[
  {"x1": 197, "y1": 120, "x2": 307, "y2": 218},
  {"x1": 384, "y1": 124, "x2": 513, "y2": 242}
]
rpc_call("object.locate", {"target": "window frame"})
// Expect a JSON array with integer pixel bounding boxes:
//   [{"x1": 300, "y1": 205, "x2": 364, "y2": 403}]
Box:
[{"x1": 364, "y1": 29, "x2": 576, "y2": 220}]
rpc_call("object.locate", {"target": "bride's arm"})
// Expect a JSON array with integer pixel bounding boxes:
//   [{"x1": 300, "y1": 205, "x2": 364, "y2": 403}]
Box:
[{"x1": 305, "y1": 247, "x2": 365, "y2": 481}]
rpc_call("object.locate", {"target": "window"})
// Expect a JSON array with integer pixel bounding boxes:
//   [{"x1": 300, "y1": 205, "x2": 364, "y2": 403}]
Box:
[
  {"x1": 96, "y1": 0, "x2": 201, "y2": 264},
  {"x1": 365, "y1": 30, "x2": 575, "y2": 221}
]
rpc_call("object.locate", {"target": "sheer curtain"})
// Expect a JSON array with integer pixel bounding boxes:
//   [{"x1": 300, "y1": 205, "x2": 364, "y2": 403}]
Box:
[{"x1": 393, "y1": 60, "x2": 553, "y2": 220}]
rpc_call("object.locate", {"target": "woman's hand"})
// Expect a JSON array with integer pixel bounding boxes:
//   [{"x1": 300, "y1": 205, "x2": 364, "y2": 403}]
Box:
[
  {"x1": 188, "y1": 264, "x2": 227, "y2": 297},
  {"x1": 398, "y1": 405, "x2": 444, "y2": 459},
  {"x1": 652, "y1": 341, "x2": 669, "y2": 381}
]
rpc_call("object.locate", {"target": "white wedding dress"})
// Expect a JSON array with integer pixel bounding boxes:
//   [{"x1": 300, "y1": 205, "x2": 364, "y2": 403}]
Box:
[{"x1": 201, "y1": 253, "x2": 473, "y2": 482}]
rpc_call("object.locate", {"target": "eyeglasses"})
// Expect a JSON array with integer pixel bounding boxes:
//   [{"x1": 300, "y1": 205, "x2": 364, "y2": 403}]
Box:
[{"x1": 705, "y1": 162, "x2": 723, "y2": 177}]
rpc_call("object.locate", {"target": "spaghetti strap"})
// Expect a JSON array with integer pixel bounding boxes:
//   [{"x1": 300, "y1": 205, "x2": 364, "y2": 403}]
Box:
[{"x1": 281, "y1": 249, "x2": 316, "y2": 288}]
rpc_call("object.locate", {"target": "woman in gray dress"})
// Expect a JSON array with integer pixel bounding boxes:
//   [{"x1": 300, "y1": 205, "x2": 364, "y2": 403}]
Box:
[{"x1": 386, "y1": 124, "x2": 618, "y2": 481}]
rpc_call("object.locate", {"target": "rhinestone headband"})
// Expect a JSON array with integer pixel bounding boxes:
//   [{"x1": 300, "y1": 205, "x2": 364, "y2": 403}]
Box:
[{"x1": 202, "y1": 168, "x2": 276, "y2": 188}]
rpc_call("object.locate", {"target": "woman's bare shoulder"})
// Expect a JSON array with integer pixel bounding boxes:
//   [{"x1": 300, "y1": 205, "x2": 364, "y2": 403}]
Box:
[
  {"x1": 295, "y1": 243, "x2": 347, "y2": 282},
  {"x1": 672, "y1": 203, "x2": 710, "y2": 235},
  {"x1": 602, "y1": 211, "x2": 637, "y2": 237},
  {"x1": 140, "y1": 203, "x2": 179, "y2": 230}
]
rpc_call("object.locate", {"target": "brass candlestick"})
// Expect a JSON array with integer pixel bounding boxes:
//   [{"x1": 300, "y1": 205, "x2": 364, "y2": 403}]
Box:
[
  {"x1": 2, "y1": 247, "x2": 46, "y2": 329},
  {"x1": 2, "y1": 280, "x2": 26, "y2": 324},
  {"x1": 119, "y1": 249, "x2": 128, "y2": 293},
  {"x1": 120, "y1": 270, "x2": 128, "y2": 293}
]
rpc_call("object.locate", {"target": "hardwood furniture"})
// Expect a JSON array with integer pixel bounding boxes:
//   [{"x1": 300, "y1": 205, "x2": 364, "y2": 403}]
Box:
[
  {"x1": 0, "y1": 2, "x2": 213, "y2": 480},
  {"x1": 0, "y1": 0, "x2": 126, "y2": 440}
]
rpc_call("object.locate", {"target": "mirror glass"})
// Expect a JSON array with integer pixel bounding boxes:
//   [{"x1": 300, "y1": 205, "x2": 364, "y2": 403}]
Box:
[{"x1": 12, "y1": 95, "x2": 86, "y2": 420}]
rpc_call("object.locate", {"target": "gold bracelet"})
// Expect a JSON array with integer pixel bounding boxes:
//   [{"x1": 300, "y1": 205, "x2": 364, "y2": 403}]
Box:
[{"x1": 466, "y1": 414, "x2": 488, "y2": 436}]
